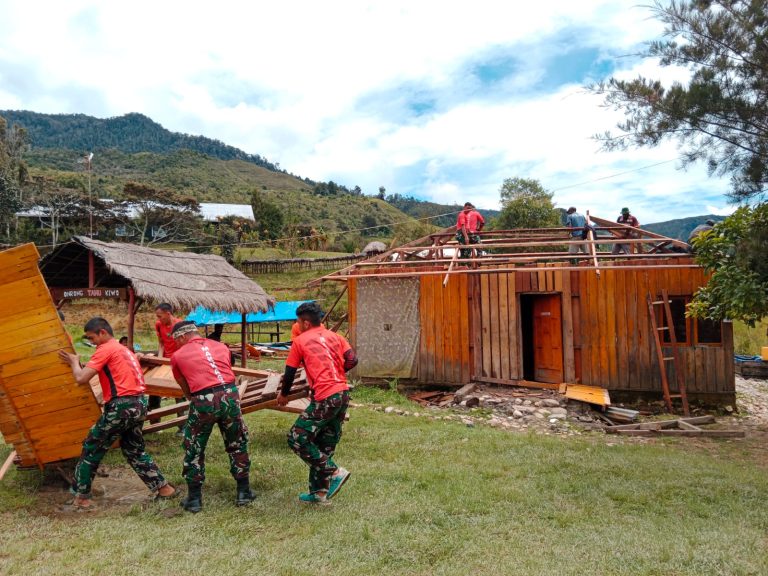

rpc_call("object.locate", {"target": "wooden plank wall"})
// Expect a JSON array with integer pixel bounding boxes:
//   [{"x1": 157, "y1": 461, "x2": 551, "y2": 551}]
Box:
[
  {"x1": 418, "y1": 275, "x2": 471, "y2": 384},
  {"x1": 0, "y1": 244, "x2": 101, "y2": 468},
  {"x1": 473, "y1": 272, "x2": 521, "y2": 382},
  {"x1": 575, "y1": 262, "x2": 733, "y2": 394}
]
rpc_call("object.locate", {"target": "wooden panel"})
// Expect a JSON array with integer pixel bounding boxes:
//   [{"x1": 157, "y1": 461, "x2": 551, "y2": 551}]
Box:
[
  {"x1": 433, "y1": 274, "x2": 445, "y2": 382},
  {"x1": 508, "y1": 274, "x2": 521, "y2": 380},
  {"x1": 0, "y1": 243, "x2": 101, "y2": 469},
  {"x1": 419, "y1": 276, "x2": 434, "y2": 383},
  {"x1": 532, "y1": 294, "x2": 563, "y2": 383},
  {"x1": 347, "y1": 279, "x2": 357, "y2": 349},
  {"x1": 480, "y1": 274, "x2": 491, "y2": 378},
  {"x1": 561, "y1": 270, "x2": 576, "y2": 383},
  {"x1": 604, "y1": 270, "x2": 618, "y2": 388},
  {"x1": 498, "y1": 273, "x2": 511, "y2": 381},
  {"x1": 489, "y1": 274, "x2": 500, "y2": 379},
  {"x1": 459, "y1": 275, "x2": 471, "y2": 383}
]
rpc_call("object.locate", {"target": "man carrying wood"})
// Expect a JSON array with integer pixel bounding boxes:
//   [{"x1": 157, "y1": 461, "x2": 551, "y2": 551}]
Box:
[
  {"x1": 277, "y1": 302, "x2": 358, "y2": 504},
  {"x1": 169, "y1": 320, "x2": 254, "y2": 513},
  {"x1": 151, "y1": 302, "x2": 183, "y2": 426},
  {"x1": 58, "y1": 317, "x2": 178, "y2": 510}
]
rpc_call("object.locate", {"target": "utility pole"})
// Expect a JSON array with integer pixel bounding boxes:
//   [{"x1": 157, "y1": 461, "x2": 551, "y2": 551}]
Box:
[{"x1": 84, "y1": 152, "x2": 93, "y2": 238}]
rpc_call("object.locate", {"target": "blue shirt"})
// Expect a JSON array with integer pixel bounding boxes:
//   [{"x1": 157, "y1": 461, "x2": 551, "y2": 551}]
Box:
[{"x1": 566, "y1": 212, "x2": 586, "y2": 236}]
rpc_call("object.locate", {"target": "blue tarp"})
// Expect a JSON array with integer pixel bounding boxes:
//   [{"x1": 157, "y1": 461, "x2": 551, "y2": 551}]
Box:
[{"x1": 185, "y1": 300, "x2": 314, "y2": 326}]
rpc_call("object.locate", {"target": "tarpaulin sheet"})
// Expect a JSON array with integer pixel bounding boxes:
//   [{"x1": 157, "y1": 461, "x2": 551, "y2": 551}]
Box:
[
  {"x1": 355, "y1": 277, "x2": 420, "y2": 378},
  {"x1": 185, "y1": 300, "x2": 313, "y2": 325}
]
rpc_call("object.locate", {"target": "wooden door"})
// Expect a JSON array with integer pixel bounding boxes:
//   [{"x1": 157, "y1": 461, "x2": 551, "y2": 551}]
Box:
[{"x1": 533, "y1": 294, "x2": 564, "y2": 383}]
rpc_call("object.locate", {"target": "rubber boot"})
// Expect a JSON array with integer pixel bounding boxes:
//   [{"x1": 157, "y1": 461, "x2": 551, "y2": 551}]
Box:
[
  {"x1": 235, "y1": 478, "x2": 256, "y2": 507},
  {"x1": 181, "y1": 484, "x2": 202, "y2": 513}
]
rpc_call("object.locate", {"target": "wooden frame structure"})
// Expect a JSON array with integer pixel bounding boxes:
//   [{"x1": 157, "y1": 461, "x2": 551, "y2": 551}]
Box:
[{"x1": 317, "y1": 218, "x2": 735, "y2": 403}]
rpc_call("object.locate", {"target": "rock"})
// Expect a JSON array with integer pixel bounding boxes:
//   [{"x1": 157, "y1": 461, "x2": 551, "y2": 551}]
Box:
[
  {"x1": 523, "y1": 400, "x2": 533, "y2": 406},
  {"x1": 534, "y1": 412, "x2": 545, "y2": 419},
  {"x1": 543, "y1": 398, "x2": 561, "y2": 407},
  {"x1": 514, "y1": 398, "x2": 523, "y2": 405},
  {"x1": 534, "y1": 401, "x2": 543, "y2": 407},
  {"x1": 465, "y1": 396, "x2": 480, "y2": 408},
  {"x1": 513, "y1": 410, "x2": 524, "y2": 419},
  {"x1": 549, "y1": 407, "x2": 568, "y2": 415},
  {"x1": 384, "y1": 406, "x2": 395, "y2": 414},
  {"x1": 413, "y1": 412, "x2": 420, "y2": 418},
  {"x1": 549, "y1": 413, "x2": 566, "y2": 420}
]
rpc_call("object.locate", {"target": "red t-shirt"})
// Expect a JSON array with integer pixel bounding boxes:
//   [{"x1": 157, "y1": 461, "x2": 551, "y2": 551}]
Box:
[
  {"x1": 85, "y1": 338, "x2": 146, "y2": 403},
  {"x1": 290, "y1": 322, "x2": 302, "y2": 341},
  {"x1": 286, "y1": 326, "x2": 351, "y2": 401},
  {"x1": 155, "y1": 316, "x2": 181, "y2": 357},
  {"x1": 171, "y1": 335, "x2": 236, "y2": 394},
  {"x1": 456, "y1": 210, "x2": 485, "y2": 233}
]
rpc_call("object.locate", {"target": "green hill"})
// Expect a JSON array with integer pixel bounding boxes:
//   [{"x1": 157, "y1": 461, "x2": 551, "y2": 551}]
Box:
[
  {"x1": 385, "y1": 194, "x2": 499, "y2": 227},
  {"x1": 643, "y1": 214, "x2": 726, "y2": 241},
  {"x1": 23, "y1": 147, "x2": 409, "y2": 235},
  {"x1": 1, "y1": 110, "x2": 286, "y2": 174}
]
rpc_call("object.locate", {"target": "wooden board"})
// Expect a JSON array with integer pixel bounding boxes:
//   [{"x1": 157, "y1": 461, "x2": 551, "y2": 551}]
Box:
[
  {"x1": 0, "y1": 244, "x2": 101, "y2": 469},
  {"x1": 564, "y1": 384, "x2": 611, "y2": 406}
]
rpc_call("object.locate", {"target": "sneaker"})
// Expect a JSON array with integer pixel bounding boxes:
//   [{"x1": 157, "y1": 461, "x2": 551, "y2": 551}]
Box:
[
  {"x1": 298, "y1": 491, "x2": 329, "y2": 505},
  {"x1": 326, "y1": 468, "x2": 351, "y2": 500}
]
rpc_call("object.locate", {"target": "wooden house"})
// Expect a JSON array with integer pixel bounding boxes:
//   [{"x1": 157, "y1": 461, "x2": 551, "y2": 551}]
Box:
[{"x1": 317, "y1": 217, "x2": 734, "y2": 404}]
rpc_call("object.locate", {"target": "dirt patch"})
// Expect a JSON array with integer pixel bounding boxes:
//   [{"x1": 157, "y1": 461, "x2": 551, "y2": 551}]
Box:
[{"x1": 33, "y1": 464, "x2": 175, "y2": 517}]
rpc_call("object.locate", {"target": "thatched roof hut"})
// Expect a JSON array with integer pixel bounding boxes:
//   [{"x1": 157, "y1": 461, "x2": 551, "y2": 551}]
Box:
[{"x1": 41, "y1": 236, "x2": 274, "y2": 313}]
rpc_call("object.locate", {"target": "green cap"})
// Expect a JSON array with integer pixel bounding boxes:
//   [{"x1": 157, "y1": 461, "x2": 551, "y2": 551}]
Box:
[{"x1": 621, "y1": 207, "x2": 630, "y2": 214}]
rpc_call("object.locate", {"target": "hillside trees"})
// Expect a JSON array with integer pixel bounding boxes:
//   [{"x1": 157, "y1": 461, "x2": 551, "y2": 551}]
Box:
[
  {"x1": 494, "y1": 178, "x2": 560, "y2": 229},
  {"x1": 590, "y1": 0, "x2": 768, "y2": 323},
  {"x1": 250, "y1": 189, "x2": 284, "y2": 241},
  {"x1": 0, "y1": 115, "x2": 29, "y2": 241},
  {"x1": 115, "y1": 182, "x2": 201, "y2": 246}
]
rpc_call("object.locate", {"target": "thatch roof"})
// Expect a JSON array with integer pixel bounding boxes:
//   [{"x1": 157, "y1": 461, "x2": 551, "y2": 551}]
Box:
[{"x1": 41, "y1": 236, "x2": 275, "y2": 313}]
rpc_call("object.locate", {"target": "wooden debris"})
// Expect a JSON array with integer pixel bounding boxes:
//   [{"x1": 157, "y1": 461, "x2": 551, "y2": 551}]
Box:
[
  {"x1": 564, "y1": 384, "x2": 611, "y2": 407},
  {"x1": 0, "y1": 450, "x2": 17, "y2": 481},
  {"x1": 453, "y1": 383, "x2": 477, "y2": 402},
  {"x1": 407, "y1": 391, "x2": 455, "y2": 407},
  {"x1": 605, "y1": 406, "x2": 640, "y2": 423},
  {"x1": 605, "y1": 415, "x2": 744, "y2": 438}
]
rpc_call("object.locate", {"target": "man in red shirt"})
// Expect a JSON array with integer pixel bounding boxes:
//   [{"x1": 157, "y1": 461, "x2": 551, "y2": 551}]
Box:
[
  {"x1": 277, "y1": 302, "x2": 358, "y2": 504},
  {"x1": 456, "y1": 202, "x2": 485, "y2": 259},
  {"x1": 151, "y1": 302, "x2": 183, "y2": 423},
  {"x1": 170, "y1": 321, "x2": 254, "y2": 513},
  {"x1": 154, "y1": 302, "x2": 181, "y2": 358},
  {"x1": 58, "y1": 317, "x2": 177, "y2": 510}
]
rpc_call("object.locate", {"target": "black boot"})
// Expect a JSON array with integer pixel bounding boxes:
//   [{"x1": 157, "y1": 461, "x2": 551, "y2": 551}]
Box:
[
  {"x1": 181, "y1": 484, "x2": 202, "y2": 513},
  {"x1": 235, "y1": 478, "x2": 255, "y2": 507}
]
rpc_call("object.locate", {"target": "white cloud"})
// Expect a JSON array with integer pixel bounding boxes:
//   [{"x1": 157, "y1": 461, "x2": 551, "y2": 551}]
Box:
[{"x1": 0, "y1": 0, "x2": 737, "y2": 224}]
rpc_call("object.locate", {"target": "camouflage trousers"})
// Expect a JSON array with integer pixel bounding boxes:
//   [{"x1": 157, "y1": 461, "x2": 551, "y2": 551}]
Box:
[
  {"x1": 182, "y1": 384, "x2": 250, "y2": 487},
  {"x1": 456, "y1": 231, "x2": 481, "y2": 259},
  {"x1": 74, "y1": 395, "x2": 167, "y2": 496},
  {"x1": 287, "y1": 391, "x2": 349, "y2": 493}
]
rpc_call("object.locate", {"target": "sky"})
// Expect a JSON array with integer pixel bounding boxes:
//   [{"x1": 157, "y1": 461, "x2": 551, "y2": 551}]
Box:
[{"x1": 0, "y1": 0, "x2": 738, "y2": 224}]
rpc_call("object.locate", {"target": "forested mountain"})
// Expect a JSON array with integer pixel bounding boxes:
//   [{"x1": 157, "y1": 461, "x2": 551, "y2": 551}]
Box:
[
  {"x1": 385, "y1": 193, "x2": 499, "y2": 227},
  {"x1": 0, "y1": 110, "x2": 288, "y2": 175},
  {"x1": 643, "y1": 215, "x2": 726, "y2": 241}
]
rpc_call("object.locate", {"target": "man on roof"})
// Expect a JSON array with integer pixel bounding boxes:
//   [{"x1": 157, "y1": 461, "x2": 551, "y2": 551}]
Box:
[
  {"x1": 456, "y1": 202, "x2": 485, "y2": 259},
  {"x1": 58, "y1": 317, "x2": 178, "y2": 510},
  {"x1": 612, "y1": 207, "x2": 640, "y2": 255},
  {"x1": 170, "y1": 320, "x2": 255, "y2": 513}
]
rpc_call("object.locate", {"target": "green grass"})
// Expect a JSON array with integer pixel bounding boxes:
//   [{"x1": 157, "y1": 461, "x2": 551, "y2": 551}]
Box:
[
  {"x1": 733, "y1": 319, "x2": 768, "y2": 356},
  {"x1": 1, "y1": 400, "x2": 766, "y2": 576}
]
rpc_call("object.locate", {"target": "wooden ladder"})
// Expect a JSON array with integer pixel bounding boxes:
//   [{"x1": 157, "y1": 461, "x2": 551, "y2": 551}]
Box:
[{"x1": 647, "y1": 290, "x2": 690, "y2": 416}]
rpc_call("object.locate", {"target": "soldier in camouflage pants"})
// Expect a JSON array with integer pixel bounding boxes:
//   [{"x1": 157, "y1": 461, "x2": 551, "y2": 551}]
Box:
[
  {"x1": 74, "y1": 395, "x2": 168, "y2": 496},
  {"x1": 183, "y1": 385, "x2": 250, "y2": 487},
  {"x1": 287, "y1": 390, "x2": 350, "y2": 494}
]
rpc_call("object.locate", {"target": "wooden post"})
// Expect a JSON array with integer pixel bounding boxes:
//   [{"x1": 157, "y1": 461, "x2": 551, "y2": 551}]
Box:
[
  {"x1": 241, "y1": 313, "x2": 247, "y2": 368},
  {"x1": 127, "y1": 287, "x2": 136, "y2": 349},
  {"x1": 586, "y1": 210, "x2": 600, "y2": 278},
  {"x1": 0, "y1": 450, "x2": 17, "y2": 482},
  {"x1": 88, "y1": 251, "x2": 95, "y2": 288}
]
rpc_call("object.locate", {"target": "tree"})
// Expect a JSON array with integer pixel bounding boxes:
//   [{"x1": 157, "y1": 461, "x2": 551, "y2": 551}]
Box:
[
  {"x1": 494, "y1": 178, "x2": 560, "y2": 229},
  {"x1": 687, "y1": 204, "x2": 768, "y2": 326},
  {"x1": 0, "y1": 114, "x2": 29, "y2": 240},
  {"x1": 0, "y1": 171, "x2": 21, "y2": 242},
  {"x1": 250, "y1": 189, "x2": 284, "y2": 241},
  {"x1": 115, "y1": 182, "x2": 201, "y2": 246},
  {"x1": 590, "y1": 0, "x2": 767, "y2": 202},
  {"x1": 377, "y1": 186, "x2": 386, "y2": 200}
]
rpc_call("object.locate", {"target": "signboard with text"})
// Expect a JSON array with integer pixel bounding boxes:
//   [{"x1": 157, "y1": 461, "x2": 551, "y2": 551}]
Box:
[{"x1": 50, "y1": 287, "x2": 127, "y2": 301}]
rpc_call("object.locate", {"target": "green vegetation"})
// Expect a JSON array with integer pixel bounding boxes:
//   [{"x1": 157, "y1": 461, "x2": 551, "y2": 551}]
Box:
[
  {"x1": 733, "y1": 319, "x2": 768, "y2": 356},
  {"x1": 493, "y1": 177, "x2": 560, "y2": 230},
  {"x1": 1, "y1": 405, "x2": 766, "y2": 575}
]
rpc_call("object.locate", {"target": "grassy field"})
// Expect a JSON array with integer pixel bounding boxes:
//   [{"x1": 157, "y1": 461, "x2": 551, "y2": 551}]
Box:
[{"x1": 1, "y1": 385, "x2": 766, "y2": 576}]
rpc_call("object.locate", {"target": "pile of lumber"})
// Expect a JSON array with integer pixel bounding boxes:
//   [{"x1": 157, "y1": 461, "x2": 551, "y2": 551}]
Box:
[
  {"x1": 605, "y1": 415, "x2": 744, "y2": 438},
  {"x1": 139, "y1": 356, "x2": 309, "y2": 434}
]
